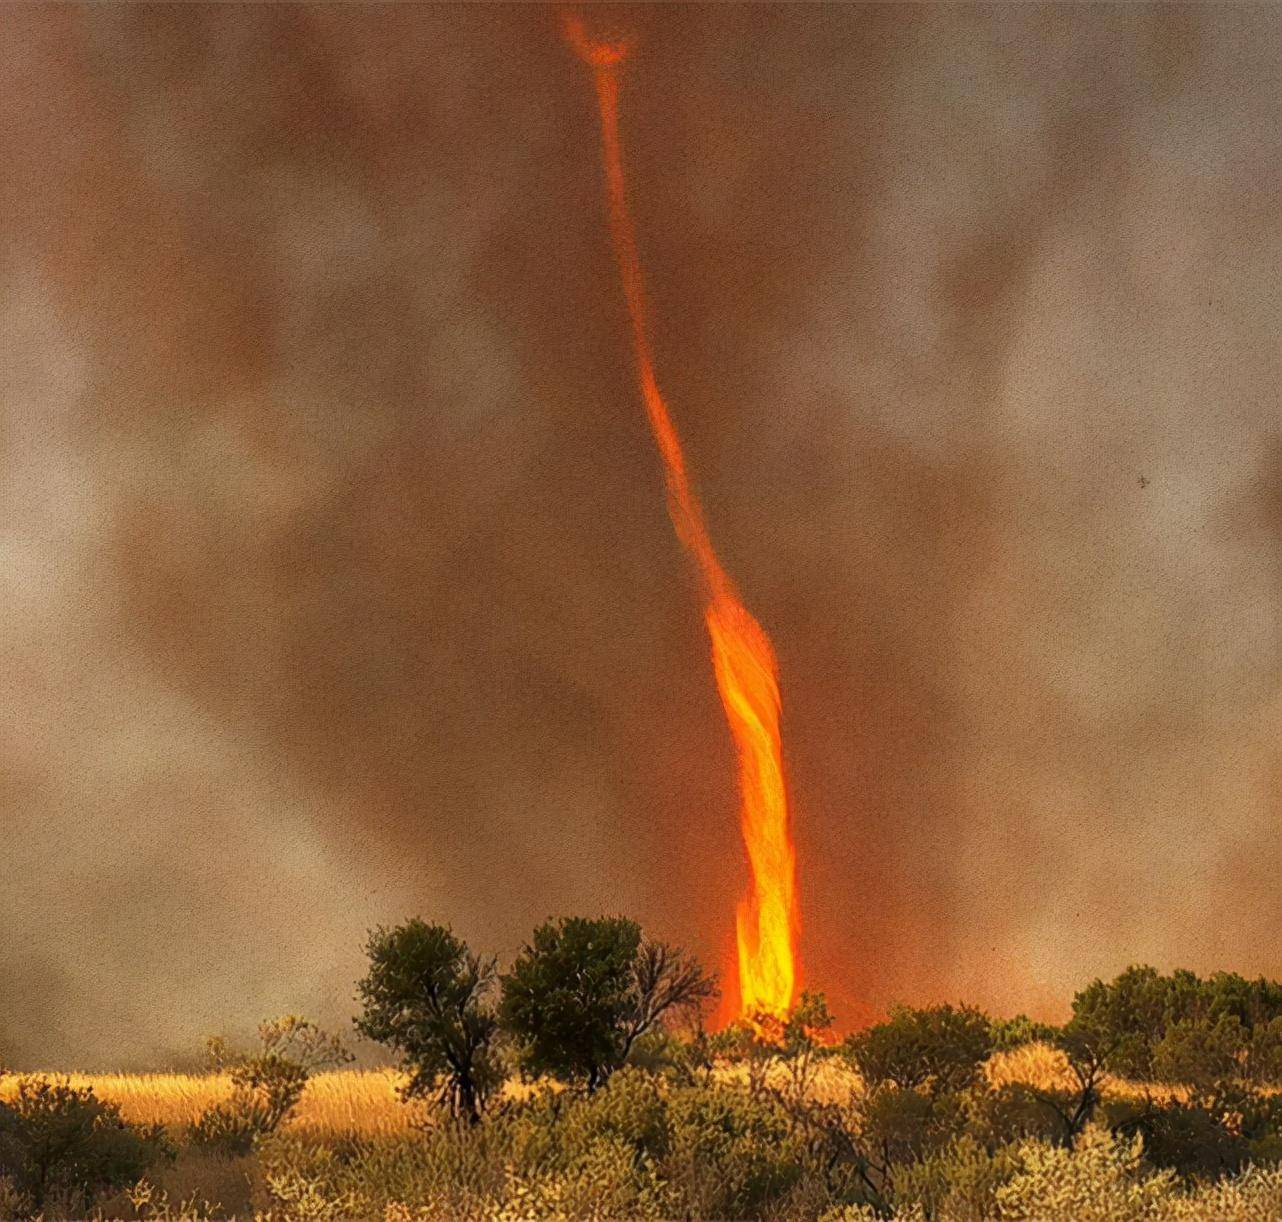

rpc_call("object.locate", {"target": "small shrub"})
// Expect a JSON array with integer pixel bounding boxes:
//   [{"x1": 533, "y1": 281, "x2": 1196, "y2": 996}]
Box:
[
  {"x1": 185, "y1": 1102, "x2": 266, "y2": 1157},
  {"x1": 188, "y1": 1016, "x2": 350, "y2": 1155},
  {"x1": 891, "y1": 1134, "x2": 1020, "y2": 1221}
]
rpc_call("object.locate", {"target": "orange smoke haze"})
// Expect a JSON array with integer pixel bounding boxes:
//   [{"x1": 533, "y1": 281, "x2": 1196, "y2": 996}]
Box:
[
  {"x1": 0, "y1": 5, "x2": 1277, "y2": 1067},
  {"x1": 563, "y1": 11, "x2": 798, "y2": 1018}
]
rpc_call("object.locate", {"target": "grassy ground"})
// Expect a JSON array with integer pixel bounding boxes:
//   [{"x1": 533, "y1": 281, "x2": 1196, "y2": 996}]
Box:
[
  {"x1": 1, "y1": 1047, "x2": 1273, "y2": 1218},
  {"x1": 1, "y1": 1043, "x2": 1102, "y2": 1139},
  {"x1": 0, "y1": 1069, "x2": 414, "y2": 1138}
]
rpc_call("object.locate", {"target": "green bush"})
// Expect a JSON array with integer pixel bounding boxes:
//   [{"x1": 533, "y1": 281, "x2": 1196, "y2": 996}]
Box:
[
  {"x1": 845, "y1": 1004, "x2": 995, "y2": 1096},
  {"x1": 966, "y1": 1082, "x2": 1066, "y2": 1149},
  {"x1": 1110, "y1": 1098, "x2": 1251, "y2": 1182},
  {"x1": 0, "y1": 1076, "x2": 172, "y2": 1214},
  {"x1": 1065, "y1": 967, "x2": 1282, "y2": 1087},
  {"x1": 254, "y1": 1067, "x2": 849, "y2": 1220},
  {"x1": 858, "y1": 1085, "x2": 967, "y2": 1171}
]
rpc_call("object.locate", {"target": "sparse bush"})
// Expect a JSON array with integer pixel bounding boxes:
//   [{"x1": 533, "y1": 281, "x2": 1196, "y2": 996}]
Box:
[
  {"x1": 773, "y1": 991, "x2": 841, "y2": 1106},
  {"x1": 188, "y1": 1016, "x2": 350, "y2": 1155}
]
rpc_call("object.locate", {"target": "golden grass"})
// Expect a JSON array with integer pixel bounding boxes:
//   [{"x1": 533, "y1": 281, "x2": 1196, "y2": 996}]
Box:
[
  {"x1": 986, "y1": 1042, "x2": 1077, "y2": 1092},
  {"x1": 0, "y1": 1046, "x2": 1188, "y2": 1141},
  {"x1": 986, "y1": 1041, "x2": 1190, "y2": 1103},
  {"x1": 0, "y1": 1070, "x2": 417, "y2": 1138}
]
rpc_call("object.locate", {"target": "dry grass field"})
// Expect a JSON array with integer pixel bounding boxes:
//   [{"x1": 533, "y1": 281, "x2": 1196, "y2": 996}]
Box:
[
  {"x1": 0, "y1": 1043, "x2": 1159, "y2": 1142},
  {"x1": 0, "y1": 1069, "x2": 417, "y2": 1138},
  {"x1": 985, "y1": 1042, "x2": 1191, "y2": 1104},
  {"x1": 6, "y1": 1045, "x2": 1282, "y2": 1219}
]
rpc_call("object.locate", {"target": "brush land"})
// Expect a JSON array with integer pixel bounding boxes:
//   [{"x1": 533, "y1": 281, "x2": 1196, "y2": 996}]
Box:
[
  {"x1": 0, "y1": 1045, "x2": 1126, "y2": 1135},
  {"x1": 7, "y1": 923, "x2": 1282, "y2": 1219}
]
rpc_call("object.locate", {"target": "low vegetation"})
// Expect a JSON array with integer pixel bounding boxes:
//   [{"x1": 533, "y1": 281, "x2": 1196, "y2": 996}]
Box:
[{"x1": 7, "y1": 923, "x2": 1282, "y2": 1218}]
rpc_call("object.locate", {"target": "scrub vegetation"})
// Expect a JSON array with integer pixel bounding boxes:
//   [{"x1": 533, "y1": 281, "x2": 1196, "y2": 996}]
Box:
[{"x1": 7, "y1": 923, "x2": 1282, "y2": 1219}]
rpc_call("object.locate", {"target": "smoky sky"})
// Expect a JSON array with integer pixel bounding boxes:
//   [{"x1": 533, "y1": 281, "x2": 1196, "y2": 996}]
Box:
[{"x1": 1, "y1": 4, "x2": 1278, "y2": 1066}]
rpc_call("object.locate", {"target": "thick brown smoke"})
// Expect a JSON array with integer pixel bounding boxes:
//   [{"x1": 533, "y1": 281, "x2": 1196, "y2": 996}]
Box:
[{"x1": 1, "y1": 5, "x2": 1277, "y2": 1066}]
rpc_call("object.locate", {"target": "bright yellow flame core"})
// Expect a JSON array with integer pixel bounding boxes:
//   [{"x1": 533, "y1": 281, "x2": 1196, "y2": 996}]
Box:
[
  {"x1": 564, "y1": 11, "x2": 799, "y2": 1018},
  {"x1": 707, "y1": 596, "x2": 797, "y2": 1016}
]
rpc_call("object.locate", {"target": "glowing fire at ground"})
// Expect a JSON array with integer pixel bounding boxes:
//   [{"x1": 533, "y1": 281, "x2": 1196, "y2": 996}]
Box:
[{"x1": 563, "y1": 13, "x2": 799, "y2": 1019}]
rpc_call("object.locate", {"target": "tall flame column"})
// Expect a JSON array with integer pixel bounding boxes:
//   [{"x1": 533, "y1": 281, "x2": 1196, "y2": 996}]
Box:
[{"x1": 562, "y1": 14, "x2": 799, "y2": 1019}]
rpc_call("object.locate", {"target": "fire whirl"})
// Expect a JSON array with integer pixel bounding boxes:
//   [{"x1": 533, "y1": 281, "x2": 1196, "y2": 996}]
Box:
[{"x1": 562, "y1": 13, "x2": 799, "y2": 1020}]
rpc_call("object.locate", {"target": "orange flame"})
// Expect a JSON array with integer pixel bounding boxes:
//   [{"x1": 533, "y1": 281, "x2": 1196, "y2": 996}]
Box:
[{"x1": 562, "y1": 12, "x2": 798, "y2": 1018}]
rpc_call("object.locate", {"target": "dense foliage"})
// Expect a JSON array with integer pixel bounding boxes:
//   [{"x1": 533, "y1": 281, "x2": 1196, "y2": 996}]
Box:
[
  {"x1": 356, "y1": 920, "x2": 502, "y2": 1124},
  {"x1": 498, "y1": 915, "x2": 715, "y2": 1092},
  {"x1": 0, "y1": 1076, "x2": 171, "y2": 1214}
]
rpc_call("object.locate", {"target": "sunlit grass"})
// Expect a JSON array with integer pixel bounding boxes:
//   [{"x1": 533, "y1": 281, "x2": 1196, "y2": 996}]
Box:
[
  {"x1": 985, "y1": 1041, "x2": 1190, "y2": 1103},
  {"x1": 0, "y1": 1069, "x2": 416, "y2": 1137},
  {"x1": 0, "y1": 1046, "x2": 1189, "y2": 1143}
]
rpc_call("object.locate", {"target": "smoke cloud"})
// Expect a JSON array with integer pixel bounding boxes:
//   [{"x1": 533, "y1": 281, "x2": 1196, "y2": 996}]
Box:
[{"x1": 1, "y1": 4, "x2": 1277, "y2": 1065}]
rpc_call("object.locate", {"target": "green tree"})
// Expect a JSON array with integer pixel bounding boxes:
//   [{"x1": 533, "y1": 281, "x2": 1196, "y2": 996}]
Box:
[
  {"x1": 356, "y1": 920, "x2": 502, "y2": 1124},
  {"x1": 1067, "y1": 965, "x2": 1183, "y2": 1080},
  {"x1": 499, "y1": 916, "x2": 715, "y2": 1092}
]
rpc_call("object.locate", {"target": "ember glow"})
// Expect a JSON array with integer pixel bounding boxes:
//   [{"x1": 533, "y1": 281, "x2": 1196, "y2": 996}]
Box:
[{"x1": 563, "y1": 12, "x2": 799, "y2": 1019}]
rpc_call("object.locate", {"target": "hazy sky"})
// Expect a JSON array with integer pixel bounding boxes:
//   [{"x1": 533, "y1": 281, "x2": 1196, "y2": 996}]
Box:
[{"x1": 1, "y1": 4, "x2": 1278, "y2": 1066}]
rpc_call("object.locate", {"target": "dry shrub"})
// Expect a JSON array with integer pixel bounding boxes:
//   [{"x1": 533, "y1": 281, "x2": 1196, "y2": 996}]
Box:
[
  {"x1": 252, "y1": 1068, "x2": 848, "y2": 1221},
  {"x1": 995, "y1": 1125, "x2": 1177, "y2": 1219},
  {"x1": 986, "y1": 1043, "x2": 1076, "y2": 1093},
  {"x1": 1163, "y1": 1165, "x2": 1282, "y2": 1219},
  {"x1": 92, "y1": 1148, "x2": 256, "y2": 1219}
]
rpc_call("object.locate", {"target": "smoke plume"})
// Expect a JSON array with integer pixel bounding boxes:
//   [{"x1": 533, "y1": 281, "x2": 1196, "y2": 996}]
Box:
[{"x1": 0, "y1": 4, "x2": 1277, "y2": 1065}]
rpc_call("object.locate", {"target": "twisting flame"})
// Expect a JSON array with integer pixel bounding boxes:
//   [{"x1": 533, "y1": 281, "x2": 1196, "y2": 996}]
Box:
[{"x1": 562, "y1": 12, "x2": 798, "y2": 1018}]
